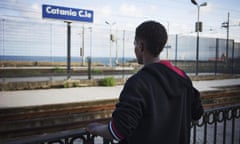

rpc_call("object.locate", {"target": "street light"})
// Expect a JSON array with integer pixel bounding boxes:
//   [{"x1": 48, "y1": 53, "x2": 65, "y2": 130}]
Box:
[
  {"x1": 191, "y1": 0, "x2": 207, "y2": 76},
  {"x1": 221, "y1": 12, "x2": 230, "y2": 62},
  {"x1": 105, "y1": 21, "x2": 116, "y2": 67}
]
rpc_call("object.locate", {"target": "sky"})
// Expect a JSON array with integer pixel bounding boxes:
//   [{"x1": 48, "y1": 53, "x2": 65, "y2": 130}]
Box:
[
  {"x1": 0, "y1": 0, "x2": 240, "y2": 58},
  {"x1": 0, "y1": 0, "x2": 239, "y2": 38}
]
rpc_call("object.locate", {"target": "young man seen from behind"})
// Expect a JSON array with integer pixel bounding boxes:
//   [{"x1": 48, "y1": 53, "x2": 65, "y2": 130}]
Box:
[{"x1": 87, "y1": 20, "x2": 204, "y2": 144}]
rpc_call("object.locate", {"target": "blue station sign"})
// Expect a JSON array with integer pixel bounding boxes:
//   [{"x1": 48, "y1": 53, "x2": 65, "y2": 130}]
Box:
[{"x1": 42, "y1": 4, "x2": 94, "y2": 23}]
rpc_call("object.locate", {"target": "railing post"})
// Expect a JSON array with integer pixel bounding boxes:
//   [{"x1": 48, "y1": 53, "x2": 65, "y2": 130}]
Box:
[
  {"x1": 223, "y1": 109, "x2": 227, "y2": 144},
  {"x1": 64, "y1": 138, "x2": 68, "y2": 144},
  {"x1": 231, "y1": 109, "x2": 235, "y2": 144},
  {"x1": 193, "y1": 124, "x2": 197, "y2": 144},
  {"x1": 86, "y1": 133, "x2": 94, "y2": 144},
  {"x1": 203, "y1": 117, "x2": 207, "y2": 144},
  {"x1": 213, "y1": 111, "x2": 218, "y2": 144}
]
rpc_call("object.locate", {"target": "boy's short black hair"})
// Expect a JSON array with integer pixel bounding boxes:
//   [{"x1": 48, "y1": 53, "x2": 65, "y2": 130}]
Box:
[{"x1": 135, "y1": 20, "x2": 168, "y2": 57}]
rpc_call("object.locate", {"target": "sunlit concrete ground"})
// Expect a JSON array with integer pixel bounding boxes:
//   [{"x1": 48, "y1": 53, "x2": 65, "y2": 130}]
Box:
[{"x1": 0, "y1": 78, "x2": 240, "y2": 108}]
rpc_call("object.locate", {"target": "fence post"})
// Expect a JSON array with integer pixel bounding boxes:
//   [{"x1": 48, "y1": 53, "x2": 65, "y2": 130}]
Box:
[
  {"x1": 122, "y1": 30, "x2": 125, "y2": 79},
  {"x1": 231, "y1": 40, "x2": 234, "y2": 74},
  {"x1": 175, "y1": 34, "x2": 178, "y2": 66},
  {"x1": 87, "y1": 57, "x2": 92, "y2": 80},
  {"x1": 1, "y1": 19, "x2": 5, "y2": 61},
  {"x1": 215, "y1": 38, "x2": 219, "y2": 75}
]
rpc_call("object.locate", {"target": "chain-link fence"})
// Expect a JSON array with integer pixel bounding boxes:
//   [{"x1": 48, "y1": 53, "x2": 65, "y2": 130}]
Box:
[
  {"x1": 0, "y1": 18, "x2": 135, "y2": 65},
  {"x1": 0, "y1": 18, "x2": 240, "y2": 80},
  {"x1": 165, "y1": 35, "x2": 240, "y2": 74}
]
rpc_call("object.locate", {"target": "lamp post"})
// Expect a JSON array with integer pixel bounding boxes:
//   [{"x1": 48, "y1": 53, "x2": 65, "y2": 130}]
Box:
[
  {"x1": 191, "y1": 0, "x2": 207, "y2": 76},
  {"x1": 221, "y1": 12, "x2": 230, "y2": 63},
  {"x1": 105, "y1": 21, "x2": 116, "y2": 67}
]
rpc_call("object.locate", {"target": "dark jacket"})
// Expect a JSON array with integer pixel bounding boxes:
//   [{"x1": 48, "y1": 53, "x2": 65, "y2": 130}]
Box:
[{"x1": 109, "y1": 62, "x2": 204, "y2": 144}]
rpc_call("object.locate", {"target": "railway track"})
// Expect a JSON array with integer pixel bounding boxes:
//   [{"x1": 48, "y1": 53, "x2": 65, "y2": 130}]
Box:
[
  {"x1": 0, "y1": 85, "x2": 240, "y2": 142},
  {"x1": 0, "y1": 99, "x2": 117, "y2": 141}
]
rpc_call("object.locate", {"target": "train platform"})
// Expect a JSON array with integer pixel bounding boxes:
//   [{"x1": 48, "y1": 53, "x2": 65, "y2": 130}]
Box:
[{"x1": 1, "y1": 78, "x2": 240, "y2": 108}]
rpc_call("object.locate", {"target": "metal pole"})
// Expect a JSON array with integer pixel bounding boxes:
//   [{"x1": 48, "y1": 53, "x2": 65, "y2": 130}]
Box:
[
  {"x1": 166, "y1": 21, "x2": 170, "y2": 59},
  {"x1": 232, "y1": 40, "x2": 234, "y2": 74},
  {"x1": 215, "y1": 38, "x2": 219, "y2": 75},
  {"x1": 195, "y1": 6, "x2": 200, "y2": 76},
  {"x1": 192, "y1": 1, "x2": 207, "y2": 75},
  {"x1": 82, "y1": 25, "x2": 85, "y2": 66},
  {"x1": 50, "y1": 24, "x2": 53, "y2": 65},
  {"x1": 89, "y1": 27, "x2": 92, "y2": 80},
  {"x1": 89, "y1": 27, "x2": 92, "y2": 59},
  {"x1": 226, "y1": 12, "x2": 229, "y2": 61},
  {"x1": 87, "y1": 57, "x2": 91, "y2": 80},
  {"x1": 2, "y1": 19, "x2": 5, "y2": 61},
  {"x1": 105, "y1": 21, "x2": 116, "y2": 67},
  {"x1": 109, "y1": 31, "x2": 112, "y2": 67},
  {"x1": 175, "y1": 34, "x2": 178, "y2": 66},
  {"x1": 65, "y1": 21, "x2": 72, "y2": 79},
  {"x1": 115, "y1": 38, "x2": 118, "y2": 65},
  {"x1": 122, "y1": 30, "x2": 125, "y2": 79},
  {"x1": 50, "y1": 24, "x2": 53, "y2": 81}
]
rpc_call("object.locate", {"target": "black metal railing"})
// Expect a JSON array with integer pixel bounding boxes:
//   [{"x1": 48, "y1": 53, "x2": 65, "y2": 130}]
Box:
[
  {"x1": 191, "y1": 104, "x2": 240, "y2": 144},
  {"x1": 5, "y1": 104, "x2": 240, "y2": 144},
  {"x1": 4, "y1": 128, "x2": 117, "y2": 144}
]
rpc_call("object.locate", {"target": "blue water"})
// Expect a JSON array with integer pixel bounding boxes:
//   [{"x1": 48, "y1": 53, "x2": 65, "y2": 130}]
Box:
[{"x1": 0, "y1": 55, "x2": 136, "y2": 66}]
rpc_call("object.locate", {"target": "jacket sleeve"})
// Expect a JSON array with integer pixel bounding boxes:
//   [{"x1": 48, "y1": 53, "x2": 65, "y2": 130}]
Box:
[
  {"x1": 109, "y1": 76, "x2": 147, "y2": 141},
  {"x1": 191, "y1": 87, "x2": 204, "y2": 120}
]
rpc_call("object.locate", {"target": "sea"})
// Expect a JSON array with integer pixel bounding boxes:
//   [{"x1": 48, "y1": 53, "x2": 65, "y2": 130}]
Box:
[{"x1": 0, "y1": 55, "x2": 136, "y2": 66}]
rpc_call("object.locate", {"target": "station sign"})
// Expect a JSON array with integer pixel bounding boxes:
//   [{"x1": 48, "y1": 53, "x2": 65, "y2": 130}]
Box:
[{"x1": 42, "y1": 4, "x2": 94, "y2": 23}]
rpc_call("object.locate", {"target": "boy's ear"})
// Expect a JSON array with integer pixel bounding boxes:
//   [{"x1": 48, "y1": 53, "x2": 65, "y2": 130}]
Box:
[{"x1": 139, "y1": 41, "x2": 145, "y2": 52}]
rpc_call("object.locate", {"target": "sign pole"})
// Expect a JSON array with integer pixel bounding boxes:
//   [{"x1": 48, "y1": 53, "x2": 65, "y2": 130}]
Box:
[
  {"x1": 42, "y1": 4, "x2": 94, "y2": 79},
  {"x1": 65, "y1": 21, "x2": 72, "y2": 79}
]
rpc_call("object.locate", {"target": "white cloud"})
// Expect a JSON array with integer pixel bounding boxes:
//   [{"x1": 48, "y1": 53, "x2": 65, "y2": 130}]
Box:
[
  {"x1": 98, "y1": 5, "x2": 112, "y2": 17},
  {"x1": 92, "y1": 5, "x2": 112, "y2": 24},
  {"x1": 119, "y1": 3, "x2": 142, "y2": 17},
  {"x1": 23, "y1": 3, "x2": 41, "y2": 19},
  {"x1": 32, "y1": 3, "x2": 40, "y2": 11}
]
